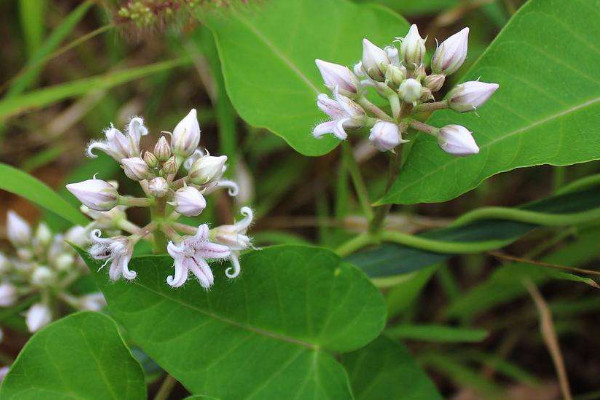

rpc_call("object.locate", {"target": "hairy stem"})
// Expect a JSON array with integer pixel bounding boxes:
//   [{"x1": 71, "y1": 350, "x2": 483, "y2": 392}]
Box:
[
  {"x1": 357, "y1": 96, "x2": 393, "y2": 121},
  {"x1": 416, "y1": 101, "x2": 449, "y2": 112},
  {"x1": 409, "y1": 120, "x2": 439, "y2": 136}
]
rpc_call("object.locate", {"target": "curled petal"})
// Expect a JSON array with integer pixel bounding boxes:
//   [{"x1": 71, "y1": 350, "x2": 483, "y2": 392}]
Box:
[
  {"x1": 313, "y1": 121, "x2": 336, "y2": 138},
  {"x1": 237, "y1": 207, "x2": 254, "y2": 232},
  {"x1": 86, "y1": 141, "x2": 111, "y2": 159},
  {"x1": 190, "y1": 257, "x2": 214, "y2": 289},
  {"x1": 218, "y1": 180, "x2": 239, "y2": 197},
  {"x1": 120, "y1": 255, "x2": 137, "y2": 280},
  {"x1": 333, "y1": 119, "x2": 349, "y2": 140},
  {"x1": 167, "y1": 258, "x2": 189, "y2": 288},
  {"x1": 192, "y1": 224, "x2": 210, "y2": 242},
  {"x1": 197, "y1": 241, "x2": 231, "y2": 260},
  {"x1": 225, "y1": 254, "x2": 241, "y2": 279}
]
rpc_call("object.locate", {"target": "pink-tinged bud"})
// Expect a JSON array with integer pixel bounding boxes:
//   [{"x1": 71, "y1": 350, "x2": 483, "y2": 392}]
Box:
[
  {"x1": 189, "y1": 155, "x2": 227, "y2": 185},
  {"x1": 432, "y1": 28, "x2": 469, "y2": 75},
  {"x1": 172, "y1": 109, "x2": 201, "y2": 157},
  {"x1": 362, "y1": 39, "x2": 390, "y2": 81},
  {"x1": 425, "y1": 74, "x2": 446, "y2": 92},
  {"x1": 143, "y1": 151, "x2": 158, "y2": 168},
  {"x1": 154, "y1": 136, "x2": 171, "y2": 161},
  {"x1": 317, "y1": 94, "x2": 345, "y2": 119},
  {"x1": 447, "y1": 81, "x2": 499, "y2": 112},
  {"x1": 66, "y1": 179, "x2": 119, "y2": 211},
  {"x1": 398, "y1": 78, "x2": 422, "y2": 103},
  {"x1": 6, "y1": 211, "x2": 31, "y2": 247},
  {"x1": 369, "y1": 121, "x2": 405, "y2": 152},
  {"x1": 121, "y1": 157, "x2": 151, "y2": 181},
  {"x1": 0, "y1": 282, "x2": 17, "y2": 307},
  {"x1": 384, "y1": 46, "x2": 400, "y2": 67},
  {"x1": 315, "y1": 59, "x2": 360, "y2": 97},
  {"x1": 438, "y1": 125, "x2": 479, "y2": 156},
  {"x1": 26, "y1": 303, "x2": 52, "y2": 332},
  {"x1": 148, "y1": 177, "x2": 169, "y2": 197},
  {"x1": 401, "y1": 24, "x2": 426, "y2": 68},
  {"x1": 162, "y1": 156, "x2": 179, "y2": 175},
  {"x1": 172, "y1": 186, "x2": 206, "y2": 216}
]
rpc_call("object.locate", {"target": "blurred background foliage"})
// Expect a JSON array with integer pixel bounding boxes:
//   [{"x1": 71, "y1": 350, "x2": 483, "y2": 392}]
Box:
[{"x1": 1, "y1": 0, "x2": 599, "y2": 399}]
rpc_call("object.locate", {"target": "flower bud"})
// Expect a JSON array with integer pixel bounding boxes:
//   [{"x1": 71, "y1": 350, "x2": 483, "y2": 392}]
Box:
[
  {"x1": 26, "y1": 303, "x2": 52, "y2": 332},
  {"x1": 362, "y1": 39, "x2": 390, "y2": 81},
  {"x1": 54, "y1": 254, "x2": 75, "y2": 271},
  {"x1": 425, "y1": 74, "x2": 446, "y2": 92},
  {"x1": 154, "y1": 136, "x2": 171, "y2": 161},
  {"x1": 162, "y1": 156, "x2": 179, "y2": 175},
  {"x1": 189, "y1": 155, "x2": 227, "y2": 185},
  {"x1": 66, "y1": 179, "x2": 119, "y2": 211},
  {"x1": 0, "y1": 253, "x2": 11, "y2": 274},
  {"x1": 172, "y1": 109, "x2": 201, "y2": 157},
  {"x1": 121, "y1": 157, "x2": 151, "y2": 181},
  {"x1": 148, "y1": 177, "x2": 169, "y2": 197},
  {"x1": 65, "y1": 226, "x2": 87, "y2": 247},
  {"x1": 438, "y1": 124, "x2": 479, "y2": 156},
  {"x1": 17, "y1": 248, "x2": 33, "y2": 261},
  {"x1": 78, "y1": 293, "x2": 106, "y2": 311},
  {"x1": 369, "y1": 121, "x2": 405, "y2": 152},
  {"x1": 447, "y1": 81, "x2": 499, "y2": 112},
  {"x1": 385, "y1": 65, "x2": 406, "y2": 87},
  {"x1": 6, "y1": 211, "x2": 31, "y2": 247},
  {"x1": 0, "y1": 282, "x2": 17, "y2": 307},
  {"x1": 34, "y1": 223, "x2": 52, "y2": 247},
  {"x1": 143, "y1": 151, "x2": 159, "y2": 168},
  {"x1": 398, "y1": 78, "x2": 422, "y2": 103},
  {"x1": 432, "y1": 28, "x2": 469, "y2": 75},
  {"x1": 172, "y1": 186, "x2": 206, "y2": 216},
  {"x1": 401, "y1": 24, "x2": 426, "y2": 68},
  {"x1": 315, "y1": 59, "x2": 361, "y2": 97},
  {"x1": 384, "y1": 46, "x2": 400, "y2": 66},
  {"x1": 31, "y1": 266, "x2": 55, "y2": 287}
]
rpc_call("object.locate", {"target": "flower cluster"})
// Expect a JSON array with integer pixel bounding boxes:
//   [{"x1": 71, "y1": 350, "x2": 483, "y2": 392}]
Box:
[
  {"x1": 0, "y1": 211, "x2": 104, "y2": 332},
  {"x1": 66, "y1": 110, "x2": 253, "y2": 289},
  {"x1": 313, "y1": 25, "x2": 499, "y2": 155}
]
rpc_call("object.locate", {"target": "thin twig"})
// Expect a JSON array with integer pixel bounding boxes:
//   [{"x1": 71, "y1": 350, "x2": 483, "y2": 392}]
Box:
[{"x1": 153, "y1": 374, "x2": 178, "y2": 400}]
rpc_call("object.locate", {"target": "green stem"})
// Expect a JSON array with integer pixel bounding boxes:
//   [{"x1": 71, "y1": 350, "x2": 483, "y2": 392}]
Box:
[
  {"x1": 357, "y1": 96, "x2": 393, "y2": 121},
  {"x1": 342, "y1": 142, "x2": 373, "y2": 221},
  {"x1": 452, "y1": 206, "x2": 600, "y2": 227},
  {"x1": 153, "y1": 374, "x2": 177, "y2": 400},
  {"x1": 369, "y1": 150, "x2": 401, "y2": 233},
  {"x1": 379, "y1": 230, "x2": 513, "y2": 254},
  {"x1": 119, "y1": 196, "x2": 153, "y2": 207},
  {"x1": 416, "y1": 101, "x2": 449, "y2": 112},
  {"x1": 388, "y1": 94, "x2": 401, "y2": 120},
  {"x1": 151, "y1": 198, "x2": 168, "y2": 254},
  {"x1": 409, "y1": 120, "x2": 439, "y2": 136},
  {"x1": 335, "y1": 233, "x2": 376, "y2": 257}
]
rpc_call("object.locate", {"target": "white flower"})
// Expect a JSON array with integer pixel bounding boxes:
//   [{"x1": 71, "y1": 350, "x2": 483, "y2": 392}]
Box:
[
  {"x1": 172, "y1": 109, "x2": 201, "y2": 157},
  {"x1": 78, "y1": 293, "x2": 107, "y2": 311},
  {"x1": 121, "y1": 157, "x2": 151, "y2": 181},
  {"x1": 189, "y1": 155, "x2": 227, "y2": 185},
  {"x1": 0, "y1": 282, "x2": 17, "y2": 307},
  {"x1": 66, "y1": 179, "x2": 119, "y2": 211},
  {"x1": 148, "y1": 177, "x2": 169, "y2": 197},
  {"x1": 6, "y1": 211, "x2": 31, "y2": 247},
  {"x1": 400, "y1": 24, "x2": 426, "y2": 67},
  {"x1": 315, "y1": 59, "x2": 361, "y2": 97},
  {"x1": 398, "y1": 78, "x2": 422, "y2": 103},
  {"x1": 126, "y1": 117, "x2": 148, "y2": 155},
  {"x1": 369, "y1": 121, "x2": 406, "y2": 152},
  {"x1": 86, "y1": 118, "x2": 146, "y2": 161},
  {"x1": 313, "y1": 92, "x2": 365, "y2": 140},
  {"x1": 154, "y1": 136, "x2": 171, "y2": 161},
  {"x1": 384, "y1": 46, "x2": 400, "y2": 67},
  {"x1": 447, "y1": 81, "x2": 499, "y2": 112},
  {"x1": 166, "y1": 224, "x2": 230, "y2": 289},
  {"x1": 89, "y1": 230, "x2": 137, "y2": 281},
  {"x1": 438, "y1": 125, "x2": 479, "y2": 156},
  {"x1": 432, "y1": 28, "x2": 469, "y2": 75},
  {"x1": 25, "y1": 303, "x2": 52, "y2": 332},
  {"x1": 212, "y1": 207, "x2": 253, "y2": 279},
  {"x1": 171, "y1": 186, "x2": 206, "y2": 217},
  {"x1": 362, "y1": 39, "x2": 390, "y2": 81}
]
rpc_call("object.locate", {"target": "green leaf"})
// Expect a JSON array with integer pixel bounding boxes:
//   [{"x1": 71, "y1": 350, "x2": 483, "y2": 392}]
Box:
[
  {"x1": 0, "y1": 162, "x2": 88, "y2": 226},
  {"x1": 82, "y1": 245, "x2": 386, "y2": 400},
  {"x1": 206, "y1": 0, "x2": 408, "y2": 156},
  {"x1": 0, "y1": 312, "x2": 146, "y2": 400},
  {"x1": 19, "y1": 0, "x2": 47, "y2": 59},
  {"x1": 342, "y1": 336, "x2": 442, "y2": 400},
  {"x1": 386, "y1": 324, "x2": 488, "y2": 343},
  {"x1": 382, "y1": 0, "x2": 600, "y2": 204}
]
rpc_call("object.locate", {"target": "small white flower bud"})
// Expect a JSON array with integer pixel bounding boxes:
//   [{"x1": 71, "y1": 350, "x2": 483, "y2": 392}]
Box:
[
  {"x1": 172, "y1": 186, "x2": 206, "y2": 217},
  {"x1": 401, "y1": 24, "x2": 426, "y2": 68},
  {"x1": 78, "y1": 293, "x2": 106, "y2": 311},
  {"x1": 315, "y1": 59, "x2": 361, "y2": 97},
  {"x1": 54, "y1": 254, "x2": 75, "y2": 271},
  {"x1": 189, "y1": 155, "x2": 227, "y2": 185},
  {"x1": 447, "y1": 81, "x2": 499, "y2": 112},
  {"x1": 0, "y1": 282, "x2": 17, "y2": 307},
  {"x1": 34, "y1": 223, "x2": 52, "y2": 247},
  {"x1": 148, "y1": 177, "x2": 169, "y2": 197},
  {"x1": 26, "y1": 303, "x2": 52, "y2": 332},
  {"x1": 162, "y1": 156, "x2": 179, "y2": 175},
  {"x1": 143, "y1": 151, "x2": 159, "y2": 168},
  {"x1": 425, "y1": 74, "x2": 446, "y2": 92},
  {"x1": 64, "y1": 226, "x2": 87, "y2": 247},
  {"x1": 172, "y1": 109, "x2": 201, "y2": 157},
  {"x1": 385, "y1": 65, "x2": 406, "y2": 86},
  {"x1": 6, "y1": 211, "x2": 31, "y2": 247},
  {"x1": 17, "y1": 248, "x2": 33, "y2": 261},
  {"x1": 438, "y1": 124, "x2": 479, "y2": 156},
  {"x1": 384, "y1": 46, "x2": 400, "y2": 66},
  {"x1": 369, "y1": 121, "x2": 405, "y2": 152},
  {"x1": 121, "y1": 157, "x2": 151, "y2": 181},
  {"x1": 31, "y1": 266, "x2": 55, "y2": 287},
  {"x1": 66, "y1": 179, "x2": 119, "y2": 211},
  {"x1": 154, "y1": 136, "x2": 171, "y2": 161},
  {"x1": 398, "y1": 78, "x2": 422, "y2": 103},
  {"x1": 362, "y1": 39, "x2": 390, "y2": 81},
  {"x1": 432, "y1": 28, "x2": 469, "y2": 75}
]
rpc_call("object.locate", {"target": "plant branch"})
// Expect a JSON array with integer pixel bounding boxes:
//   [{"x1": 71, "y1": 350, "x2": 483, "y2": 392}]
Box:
[
  {"x1": 153, "y1": 374, "x2": 178, "y2": 400},
  {"x1": 357, "y1": 96, "x2": 393, "y2": 121},
  {"x1": 342, "y1": 142, "x2": 373, "y2": 221}
]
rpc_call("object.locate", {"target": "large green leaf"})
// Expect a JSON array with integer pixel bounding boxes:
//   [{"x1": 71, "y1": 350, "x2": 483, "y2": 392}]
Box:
[
  {"x1": 0, "y1": 312, "x2": 146, "y2": 400},
  {"x1": 382, "y1": 0, "x2": 600, "y2": 204},
  {"x1": 0, "y1": 162, "x2": 88, "y2": 226},
  {"x1": 342, "y1": 336, "x2": 442, "y2": 400},
  {"x1": 83, "y1": 245, "x2": 386, "y2": 400},
  {"x1": 206, "y1": 0, "x2": 408, "y2": 156}
]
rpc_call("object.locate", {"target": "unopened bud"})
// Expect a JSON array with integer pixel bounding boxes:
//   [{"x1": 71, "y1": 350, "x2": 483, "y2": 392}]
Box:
[
  {"x1": 172, "y1": 109, "x2": 201, "y2": 157},
  {"x1": 315, "y1": 59, "x2": 361, "y2": 97},
  {"x1": 385, "y1": 65, "x2": 406, "y2": 86},
  {"x1": 34, "y1": 223, "x2": 52, "y2": 247},
  {"x1": 425, "y1": 74, "x2": 446, "y2": 92},
  {"x1": 420, "y1": 88, "x2": 434, "y2": 102},
  {"x1": 54, "y1": 253, "x2": 75, "y2": 271},
  {"x1": 66, "y1": 179, "x2": 119, "y2": 211},
  {"x1": 31, "y1": 266, "x2": 55, "y2": 287},
  {"x1": 78, "y1": 293, "x2": 106, "y2": 311},
  {"x1": 143, "y1": 151, "x2": 159, "y2": 168},
  {"x1": 65, "y1": 226, "x2": 87, "y2": 247},
  {"x1": 26, "y1": 303, "x2": 52, "y2": 332},
  {"x1": 17, "y1": 248, "x2": 33, "y2": 261},
  {"x1": 0, "y1": 282, "x2": 17, "y2": 307},
  {"x1": 121, "y1": 157, "x2": 151, "y2": 181},
  {"x1": 154, "y1": 136, "x2": 171, "y2": 161},
  {"x1": 189, "y1": 155, "x2": 227, "y2": 185},
  {"x1": 148, "y1": 177, "x2": 169, "y2": 197},
  {"x1": 384, "y1": 46, "x2": 400, "y2": 66},
  {"x1": 447, "y1": 81, "x2": 499, "y2": 112},
  {"x1": 172, "y1": 186, "x2": 206, "y2": 216},
  {"x1": 0, "y1": 253, "x2": 11, "y2": 274},
  {"x1": 432, "y1": 28, "x2": 469, "y2": 75},
  {"x1": 362, "y1": 39, "x2": 390, "y2": 81},
  {"x1": 398, "y1": 78, "x2": 422, "y2": 103},
  {"x1": 438, "y1": 124, "x2": 479, "y2": 156},
  {"x1": 6, "y1": 211, "x2": 31, "y2": 247},
  {"x1": 162, "y1": 156, "x2": 179, "y2": 175},
  {"x1": 401, "y1": 24, "x2": 426, "y2": 68},
  {"x1": 369, "y1": 121, "x2": 405, "y2": 152}
]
